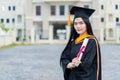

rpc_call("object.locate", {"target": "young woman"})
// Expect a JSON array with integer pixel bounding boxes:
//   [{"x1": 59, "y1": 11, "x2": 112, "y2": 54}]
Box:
[{"x1": 60, "y1": 6, "x2": 101, "y2": 80}]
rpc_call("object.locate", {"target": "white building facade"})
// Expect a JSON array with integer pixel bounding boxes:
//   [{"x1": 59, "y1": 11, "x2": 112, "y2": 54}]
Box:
[
  {"x1": 25, "y1": 0, "x2": 101, "y2": 44},
  {"x1": 0, "y1": 0, "x2": 25, "y2": 42},
  {"x1": 99, "y1": 0, "x2": 120, "y2": 44},
  {"x1": 1, "y1": 0, "x2": 120, "y2": 44}
]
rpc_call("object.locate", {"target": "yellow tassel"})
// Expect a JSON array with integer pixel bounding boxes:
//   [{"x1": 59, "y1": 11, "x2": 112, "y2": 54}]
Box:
[{"x1": 67, "y1": 11, "x2": 71, "y2": 27}]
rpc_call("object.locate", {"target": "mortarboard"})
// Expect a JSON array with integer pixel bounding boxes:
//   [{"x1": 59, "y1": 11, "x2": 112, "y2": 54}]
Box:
[{"x1": 70, "y1": 6, "x2": 95, "y2": 19}]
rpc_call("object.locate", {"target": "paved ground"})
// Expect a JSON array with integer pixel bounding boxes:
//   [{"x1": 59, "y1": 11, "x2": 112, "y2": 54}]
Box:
[{"x1": 0, "y1": 44, "x2": 120, "y2": 80}]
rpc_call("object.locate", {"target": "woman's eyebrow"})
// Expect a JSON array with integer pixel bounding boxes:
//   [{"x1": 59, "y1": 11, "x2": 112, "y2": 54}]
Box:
[{"x1": 74, "y1": 21, "x2": 83, "y2": 23}]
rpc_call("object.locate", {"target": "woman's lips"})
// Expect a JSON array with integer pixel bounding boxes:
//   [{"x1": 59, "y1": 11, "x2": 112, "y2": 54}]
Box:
[{"x1": 77, "y1": 29, "x2": 81, "y2": 31}]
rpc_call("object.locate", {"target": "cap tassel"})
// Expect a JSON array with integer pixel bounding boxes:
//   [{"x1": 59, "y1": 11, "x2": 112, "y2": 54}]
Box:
[{"x1": 67, "y1": 11, "x2": 71, "y2": 27}]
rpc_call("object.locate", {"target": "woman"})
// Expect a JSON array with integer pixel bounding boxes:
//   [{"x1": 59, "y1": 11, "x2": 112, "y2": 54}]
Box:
[{"x1": 60, "y1": 6, "x2": 101, "y2": 80}]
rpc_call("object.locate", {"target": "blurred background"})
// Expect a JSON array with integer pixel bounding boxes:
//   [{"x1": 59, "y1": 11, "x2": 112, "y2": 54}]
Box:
[
  {"x1": 0, "y1": 0, "x2": 120, "y2": 80},
  {"x1": 0, "y1": 0, "x2": 120, "y2": 46}
]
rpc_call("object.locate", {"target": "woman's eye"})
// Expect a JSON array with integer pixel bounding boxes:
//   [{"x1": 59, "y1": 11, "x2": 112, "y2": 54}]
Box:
[
  {"x1": 74, "y1": 22, "x2": 77, "y2": 25},
  {"x1": 79, "y1": 22, "x2": 84, "y2": 24}
]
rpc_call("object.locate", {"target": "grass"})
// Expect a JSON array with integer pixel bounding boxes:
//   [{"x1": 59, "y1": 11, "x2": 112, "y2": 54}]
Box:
[{"x1": 0, "y1": 42, "x2": 28, "y2": 50}]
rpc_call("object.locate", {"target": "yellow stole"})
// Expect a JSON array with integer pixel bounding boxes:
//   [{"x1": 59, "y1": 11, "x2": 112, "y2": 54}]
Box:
[{"x1": 75, "y1": 33, "x2": 92, "y2": 44}]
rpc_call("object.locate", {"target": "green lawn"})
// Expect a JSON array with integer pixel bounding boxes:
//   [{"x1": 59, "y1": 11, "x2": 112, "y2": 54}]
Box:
[{"x1": 0, "y1": 43, "x2": 26, "y2": 50}]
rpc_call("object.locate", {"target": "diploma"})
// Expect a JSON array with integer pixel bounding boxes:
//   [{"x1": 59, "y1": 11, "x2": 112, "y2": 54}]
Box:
[{"x1": 77, "y1": 38, "x2": 89, "y2": 61}]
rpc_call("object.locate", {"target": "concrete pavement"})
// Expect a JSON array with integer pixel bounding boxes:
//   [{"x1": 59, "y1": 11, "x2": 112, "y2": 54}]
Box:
[{"x1": 0, "y1": 44, "x2": 120, "y2": 80}]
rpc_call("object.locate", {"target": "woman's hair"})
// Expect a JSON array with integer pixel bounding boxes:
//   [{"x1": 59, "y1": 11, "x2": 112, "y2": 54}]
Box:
[
  {"x1": 67, "y1": 17, "x2": 94, "y2": 46},
  {"x1": 60, "y1": 17, "x2": 94, "y2": 66}
]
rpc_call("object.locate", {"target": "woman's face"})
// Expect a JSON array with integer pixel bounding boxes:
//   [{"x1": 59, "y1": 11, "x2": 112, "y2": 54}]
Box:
[{"x1": 74, "y1": 17, "x2": 87, "y2": 35}]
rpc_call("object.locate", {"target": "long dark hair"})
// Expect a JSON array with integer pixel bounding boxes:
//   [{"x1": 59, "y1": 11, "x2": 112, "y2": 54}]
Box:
[
  {"x1": 60, "y1": 17, "x2": 94, "y2": 65},
  {"x1": 66, "y1": 17, "x2": 94, "y2": 49}
]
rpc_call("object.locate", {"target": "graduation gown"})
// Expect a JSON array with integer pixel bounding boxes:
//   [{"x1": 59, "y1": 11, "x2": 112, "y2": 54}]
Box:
[{"x1": 60, "y1": 36, "x2": 101, "y2": 80}]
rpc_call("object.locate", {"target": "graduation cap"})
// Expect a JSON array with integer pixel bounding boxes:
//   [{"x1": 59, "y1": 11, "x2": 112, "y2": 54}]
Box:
[
  {"x1": 67, "y1": 6, "x2": 95, "y2": 27},
  {"x1": 70, "y1": 6, "x2": 95, "y2": 19}
]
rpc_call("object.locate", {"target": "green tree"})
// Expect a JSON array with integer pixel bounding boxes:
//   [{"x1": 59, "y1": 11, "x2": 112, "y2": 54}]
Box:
[{"x1": 0, "y1": 22, "x2": 9, "y2": 32}]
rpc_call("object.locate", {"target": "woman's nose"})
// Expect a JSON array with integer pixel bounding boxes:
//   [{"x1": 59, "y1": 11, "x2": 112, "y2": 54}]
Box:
[{"x1": 76, "y1": 24, "x2": 81, "y2": 28}]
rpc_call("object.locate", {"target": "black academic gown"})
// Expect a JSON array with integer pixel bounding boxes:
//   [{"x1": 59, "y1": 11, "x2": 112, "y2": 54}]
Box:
[{"x1": 60, "y1": 37, "x2": 101, "y2": 80}]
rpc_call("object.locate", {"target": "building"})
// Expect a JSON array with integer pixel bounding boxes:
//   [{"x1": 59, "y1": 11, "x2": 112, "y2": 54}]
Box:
[
  {"x1": 99, "y1": 0, "x2": 120, "y2": 44},
  {"x1": 0, "y1": 0, "x2": 25, "y2": 42},
  {"x1": 25, "y1": 0, "x2": 100, "y2": 44},
  {"x1": 0, "y1": 0, "x2": 120, "y2": 44}
]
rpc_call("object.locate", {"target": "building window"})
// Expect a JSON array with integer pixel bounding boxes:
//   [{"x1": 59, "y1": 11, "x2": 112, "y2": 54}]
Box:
[
  {"x1": 18, "y1": 15, "x2": 22, "y2": 23},
  {"x1": 109, "y1": 14, "x2": 113, "y2": 22},
  {"x1": 12, "y1": 18, "x2": 15, "y2": 23},
  {"x1": 1, "y1": 19, "x2": 4, "y2": 23},
  {"x1": 101, "y1": 5, "x2": 104, "y2": 10},
  {"x1": 101, "y1": 17, "x2": 104, "y2": 22},
  {"x1": 2, "y1": 6, "x2": 5, "y2": 11},
  {"x1": 8, "y1": 6, "x2": 11, "y2": 11},
  {"x1": 84, "y1": 5, "x2": 89, "y2": 8},
  {"x1": 60, "y1": 5, "x2": 65, "y2": 15},
  {"x1": 13, "y1": 6, "x2": 15, "y2": 11},
  {"x1": 109, "y1": 28, "x2": 113, "y2": 37},
  {"x1": 116, "y1": 17, "x2": 119, "y2": 22},
  {"x1": 6, "y1": 19, "x2": 10, "y2": 23},
  {"x1": 69, "y1": 5, "x2": 73, "y2": 10},
  {"x1": 51, "y1": 5, "x2": 56, "y2": 16},
  {"x1": 115, "y1": 4, "x2": 118, "y2": 9},
  {"x1": 36, "y1": 6, "x2": 41, "y2": 16}
]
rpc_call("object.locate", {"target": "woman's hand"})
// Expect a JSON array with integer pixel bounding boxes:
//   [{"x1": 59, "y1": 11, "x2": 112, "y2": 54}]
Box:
[
  {"x1": 67, "y1": 62, "x2": 75, "y2": 69},
  {"x1": 72, "y1": 57, "x2": 82, "y2": 67},
  {"x1": 67, "y1": 57, "x2": 82, "y2": 69}
]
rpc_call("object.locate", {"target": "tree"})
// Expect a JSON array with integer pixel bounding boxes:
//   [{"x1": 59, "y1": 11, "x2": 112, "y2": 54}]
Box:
[{"x1": 0, "y1": 22, "x2": 9, "y2": 32}]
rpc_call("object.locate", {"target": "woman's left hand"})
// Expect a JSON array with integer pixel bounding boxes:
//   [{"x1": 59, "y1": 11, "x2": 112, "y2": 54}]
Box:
[{"x1": 72, "y1": 57, "x2": 82, "y2": 67}]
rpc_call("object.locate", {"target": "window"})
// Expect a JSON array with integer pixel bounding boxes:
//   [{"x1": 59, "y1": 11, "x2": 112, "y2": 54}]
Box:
[
  {"x1": 101, "y1": 5, "x2": 104, "y2": 10},
  {"x1": 1, "y1": 19, "x2": 4, "y2": 23},
  {"x1": 18, "y1": 15, "x2": 22, "y2": 23},
  {"x1": 115, "y1": 4, "x2": 118, "y2": 9},
  {"x1": 36, "y1": 6, "x2": 41, "y2": 16},
  {"x1": 13, "y1": 6, "x2": 15, "y2": 11},
  {"x1": 2, "y1": 6, "x2": 5, "y2": 11},
  {"x1": 12, "y1": 18, "x2": 15, "y2": 23},
  {"x1": 109, "y1": 28, "x2": 113, "y2": 37},
  {"x1": 116, "y1": 17, "x2": 119, "y2": 22},
  {"x1": 60, "y1": 5, "x2": 65, "y2": 15},
  {"x1": 109, "y1": 14, "x2": 113, "y2": 22},
  {"x1": 69, "y1": 5, "x2": 73, "y2": 10},
  {"x1": 51, "y1": 5, "x2": 56, "y2": 16},
  {"x1": 101, "y1": 17, "x2": 104, "y2": 22},
  {"x1": 6, "y1": 19, "x2": 10, "y2": 23},
  {"x1": 8, "y1": 6, "x2": 11, "y2": 11},
  {"x1": 84, "y1": 5, "x2": 89, "y2": 8}
]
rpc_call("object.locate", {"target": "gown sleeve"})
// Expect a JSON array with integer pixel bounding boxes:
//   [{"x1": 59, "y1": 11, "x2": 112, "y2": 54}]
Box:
[
  {"x1": 60, "y1": 43, "x2": 71, "y2": 80},
  {"x1": 80, "y1": 38, "x2": 99, "y2": 69}
]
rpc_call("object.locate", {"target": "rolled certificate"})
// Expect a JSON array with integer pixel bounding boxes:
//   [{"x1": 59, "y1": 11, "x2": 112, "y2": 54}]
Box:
[{"x1": 77, "y1": 38, "x2": 89, "y2": 61}]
